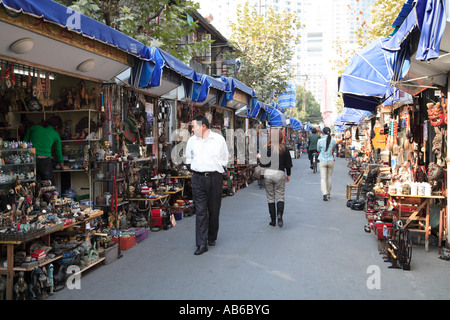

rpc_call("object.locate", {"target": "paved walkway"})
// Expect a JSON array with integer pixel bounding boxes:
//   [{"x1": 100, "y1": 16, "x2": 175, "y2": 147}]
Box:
[{"x1": 49, "y1": 155, "x2": 450, "y2": 300}]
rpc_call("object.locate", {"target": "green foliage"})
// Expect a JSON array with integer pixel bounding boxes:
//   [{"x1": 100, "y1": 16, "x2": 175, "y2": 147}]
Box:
[
  {"x1": 228, "y1": 3, "x2": 301, "y2": 101},
  {"x1": 284, "y1": 84, "x2": 322, "y2": 123},
  {"x1": 331, "y1": 0, "x2": 405, "y2": 75},
  {"x1": 55, "y1": 0, "x2": 212, "y2": 62}
]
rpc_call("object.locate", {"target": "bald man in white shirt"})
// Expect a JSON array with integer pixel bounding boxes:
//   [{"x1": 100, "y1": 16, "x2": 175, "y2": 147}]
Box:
[{"x1": 186, "y1": 114, "x2": 229, "y2": 255}]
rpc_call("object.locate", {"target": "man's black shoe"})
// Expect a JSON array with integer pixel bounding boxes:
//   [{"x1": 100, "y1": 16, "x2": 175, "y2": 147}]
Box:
[
  {"x1": 323, "y1": 195, "x2": 328, "y2": 201},
  {"x1": 208, "y1": 240, "x2": 216, "y2": 246},
  {"x1": 194, "y1": 245, "x2": 208, "y2": 255}
]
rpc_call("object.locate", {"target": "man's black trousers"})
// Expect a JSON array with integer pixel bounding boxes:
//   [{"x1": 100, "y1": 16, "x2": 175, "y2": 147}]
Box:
[{"x1": 191, "y1": 172, "x2": 223, "y2": 247}]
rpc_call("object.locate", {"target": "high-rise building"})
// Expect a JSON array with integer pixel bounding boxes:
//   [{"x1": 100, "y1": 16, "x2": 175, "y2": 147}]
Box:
[{"x1": 196, "y1": 0, "x2": 376, "y2": 123}]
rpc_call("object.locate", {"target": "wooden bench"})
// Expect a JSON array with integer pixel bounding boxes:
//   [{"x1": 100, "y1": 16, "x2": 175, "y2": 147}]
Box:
[{"x1": 346, "y1": 172, "x2": 364, "y2": 200}]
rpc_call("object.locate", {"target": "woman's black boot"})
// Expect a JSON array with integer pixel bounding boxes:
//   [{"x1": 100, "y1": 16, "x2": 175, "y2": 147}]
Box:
[
  {"x1": 268, "y1": 203, "x2": 276, "y2": 226},
  {"x1": 276, "y1": 201, "x2": 284, "y2": 228}
]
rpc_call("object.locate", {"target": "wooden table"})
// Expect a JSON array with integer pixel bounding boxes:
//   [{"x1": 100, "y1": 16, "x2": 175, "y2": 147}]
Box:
[
  {"x1": 128, "y1": 194, "x2": 170, "y2": 204},
  {"x1": 167, "y1": 175, "x2": 191, "y2": 196},
  {"x1": 388, "y1": 193, "x2": 446, "y2": 252},
  {"x1": 128, "y1": 194, "x2": 170, "y2": 225}
]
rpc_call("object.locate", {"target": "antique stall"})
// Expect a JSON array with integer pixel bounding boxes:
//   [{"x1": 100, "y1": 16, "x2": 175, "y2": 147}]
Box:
[
  {"x1": 0, "y1": 0, "x2": 153, "y2": 300},
  {"x1": 346, "y1": 92, "x2": 448, "y2": 270},
  {"x1": 286, "y1": 118, "x2": 302, "y2": 159},
  {"x1": 340, "y1": 0, "x2": 450, "y2": 268}
]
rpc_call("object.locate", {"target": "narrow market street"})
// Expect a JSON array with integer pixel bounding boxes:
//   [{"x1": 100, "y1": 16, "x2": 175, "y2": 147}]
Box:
[{"x1": 49, "y1": 155, "x2": 450, "y2": 301}]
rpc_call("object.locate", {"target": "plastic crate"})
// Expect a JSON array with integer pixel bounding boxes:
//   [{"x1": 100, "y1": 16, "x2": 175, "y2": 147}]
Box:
[{"x1": 112, "y1": 233, "x2": 136, "y2": 250}]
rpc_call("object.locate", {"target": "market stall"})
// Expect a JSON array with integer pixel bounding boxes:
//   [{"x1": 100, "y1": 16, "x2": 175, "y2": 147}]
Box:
[
  {"x1": 222, "y1": 78, "x2": 258, "y2": 194},
  {"x1": 340, "y1": 0, "x2": 450, "y2": 268},
  {"x1": 0, "y1": 0, "x2": 273, "y2": 301},
  {"x1": 286, "y1": 118, "x2": 302, "y2": 159},
  {"x1": 0, "y1": 0, "x2": 159, "y2": 300}
]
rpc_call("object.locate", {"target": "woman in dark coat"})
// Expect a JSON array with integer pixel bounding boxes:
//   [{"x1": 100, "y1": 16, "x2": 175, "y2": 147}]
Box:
[{"x1": 260, "y1": 128, "x2": 292, "y2": 227}]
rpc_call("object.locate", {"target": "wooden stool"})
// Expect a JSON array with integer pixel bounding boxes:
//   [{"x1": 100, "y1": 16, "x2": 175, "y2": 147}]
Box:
[{"x1": 346, "y1": 172, "x2": 364, "y2": 200}]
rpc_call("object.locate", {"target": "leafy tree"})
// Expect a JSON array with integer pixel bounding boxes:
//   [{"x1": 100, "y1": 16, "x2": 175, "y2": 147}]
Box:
[
  {"x1": 55, "y1": 0, "x2": 212, "y2": 62},
  {"x1": 227, "y1": 3, "x2": 301, "y2": 101},
  {"x1": 285, "y1": 84, "x2": 321, "y2": 123}
]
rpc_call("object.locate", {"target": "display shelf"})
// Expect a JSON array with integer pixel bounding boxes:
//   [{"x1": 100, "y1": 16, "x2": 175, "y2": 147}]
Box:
[
  {"x1": 45, "y1": 109, "x2": 99, "y2": 113},
  {"x1": 128, "y1": 194, "x2": 169, "y2": 202},
  {"x1": 93, "y1": 201, "x2": 129, "y2": 208},
  {"x1": 72, "y1": 257, "x2": 105, "y2": 277},
  {"x1": 93, "y1": 177, "x2": 126, "y2": 183},
  {"x1": 53, "y1": 169, "x2": 86, "y2": 173},
  {"x1": 0, "y1": 254, "x2": 63, "y2": 274},
  {"x1": 0, "y1": 148, "x2": 36, "y2": 185},
  {"x1": 163, "y1": 187, "x2": 183, "y2": 195},
  {"x1": 0, "y1": 210, "x2": 103, "y2": 300}
]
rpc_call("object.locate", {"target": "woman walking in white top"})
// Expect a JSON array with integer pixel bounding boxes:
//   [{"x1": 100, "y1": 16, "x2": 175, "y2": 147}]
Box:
[{"x1": 317, "y1": 127, "x2": 343, "y2": 201}]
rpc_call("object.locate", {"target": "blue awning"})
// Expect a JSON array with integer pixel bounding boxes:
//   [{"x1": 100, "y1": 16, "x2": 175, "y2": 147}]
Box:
[
  {"x1": 220, "y1": 77, "x2": 256, "y2": 99},
  {"x1": 248, "y1": 100, "x2": 263, "y2": 119},
  {"x1": 392, "y1": 0, "x2": 416, "y2": 29},
  {"x1": 415, "y1": 0, "x2": 446, "y2": 61},
  {"x1": 261, "y1": 106, "x2": 286, "y2": 127},
  {"x1": 129, "y1": 51, "x2": 256, "y2": 103},
  {"x1": 229, "y1": 77, "x2": 257, "y2": 97},
  {"x1": 235, "y1": 99, "x2": 265, "y2": 119},
  {"x1": 190, "y1": 74, "x2": 228, "y2": 103},
  {"x1": 385, "y1": 0, "x2": 446, "y2": 61},
  {"x1": 0, "y1": 0, "x2": 261, "y2": 104},
  {"x1": 335, "y1": 108, "x2": 372, "y2": 125},
  {"x1": 0, "y1": 0, "x2": 148, "y2": 60},
  {"x1": 219, "y1": 77, "x2": 257, "y2": 109},
  {"x1": 270, "y1": 102, "x2": 282, "y2": 112},
  {"x1": 288, "y1": 118, "x2": 302, "y2": 130},
  {"x1": 128, "y1": 46, "x2": 202, "y2": 97},
  {"x1": 339, "y1": 0, "x2": 448, "y2": 111},
  {"x1": 383, "y1": 0, "x2": 447, "y2": 95},
  {"x1": 130, "y1": 47, "x2": 165, "y2": 88},
  {"x1": 157, "y1": 48, "x2": 199, "y2": 82},
  {"x1": 334, "y1": 114, "x2": 344, "y2": 126},
  {"x1": 383, "y1": 2, "x2": 419, "y2": 51},
  {"x1": 277, "y1": 83, "x2": 297, "y2": 110},
  {"x1": 339, "y1": 38, "x2": 410, "y2": 112}
]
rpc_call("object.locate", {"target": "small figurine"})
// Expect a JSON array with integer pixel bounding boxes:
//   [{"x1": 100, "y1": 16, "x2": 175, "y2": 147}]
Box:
[
  {"x1": 14, "y1": 271, "x2": 27, "y2": 300},
  {"x1": 39, "y1": 267, "x2": 49, "y2": 299},
  {"x1": 47, "y1": 264, "x2": 54, "y2": 295},
  {"x1": 108, "y1": 213, "x2": 115, "y2": 229}
]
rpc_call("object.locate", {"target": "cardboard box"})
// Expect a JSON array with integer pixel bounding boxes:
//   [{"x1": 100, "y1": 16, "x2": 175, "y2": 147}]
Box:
[{"x1": 102, "y1": 243, "x2": 119, "y2": 264}]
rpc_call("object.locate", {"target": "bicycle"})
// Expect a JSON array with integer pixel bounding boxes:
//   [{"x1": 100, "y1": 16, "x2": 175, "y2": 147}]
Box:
[{"x1": 311, "y1": 152, "x2": 319, "y2": 174}]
